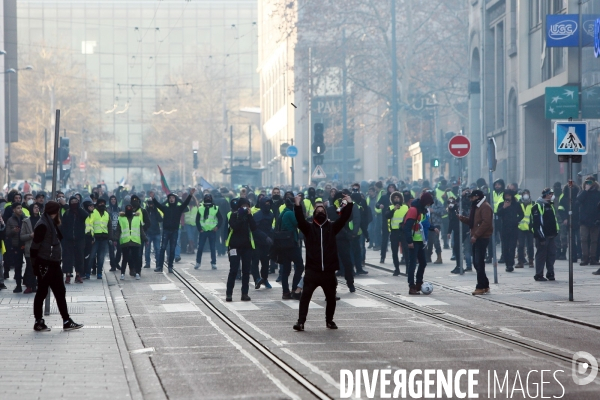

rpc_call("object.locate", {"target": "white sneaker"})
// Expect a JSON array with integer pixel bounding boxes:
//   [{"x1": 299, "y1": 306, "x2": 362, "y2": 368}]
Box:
[
  {"x1": 194, "y1": 263, "x2": 200, "y2": 270},
  {"x1": 135, "y1": 273, "x2": 140, "y2": 280},
  {"x1": 120, "y1": 274, "x2": 125, "y2": 280},
  {"x1": 211, "y1": 264, "x2": 217, "y2": 270}
]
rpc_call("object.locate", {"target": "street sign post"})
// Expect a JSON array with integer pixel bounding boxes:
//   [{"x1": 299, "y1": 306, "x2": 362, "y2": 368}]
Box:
[
  {"x1": 448, "y1": 135, "x2": 471, "y2": 158},
  {"x1": 487, "y1": 138, "x2": 498, "y2": 284},
  {"x1": 311, "y1": 165, "x2": 327, "y2": 180},
  {"x1": 447, "y1": 134, "x2": 471, "y2": 275},
  {"x1": 554, "y1": 121, "x2": 587, "y2": 301},
  {"x1": 286, "y1": 145, "x2": 298, "y2": 158}
]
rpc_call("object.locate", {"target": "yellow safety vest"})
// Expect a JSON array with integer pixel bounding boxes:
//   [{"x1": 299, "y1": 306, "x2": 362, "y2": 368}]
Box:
[
  {"x1": 519, "y1": 203, "x2": 532, "y2": 231},
  {"x1": 225, "y1": 212, "x2": 255, "y2": 249},
  {"x1": 22, "y1": 208, "x2": 30, "y2": 217},
  {"x1": 348, "y1": 204, "x2": 363, "y2": 235},
  {"x1": 85, "y1": 215, "x2": 94, "y2": 235},
  {"x1": 531, "y1": 203, "x2": 559, "y2": 233},
  {"x1": 303, "y1": 199, "x2": 314, "y2": 217},
  {"x1": 184, "y1": 205, "x2": 198, "y2": 226},
  {"x1": 91, "y1": 210, "x2": 109, "y2": 234},
  {"x1": 198, "y1": 205, "x2": 219, "y2": 231},
  {"x1": 118, "y1": 215, "x2": 142, "y2": 245},
  {"x1": 388, "y1": 204, "x2": 409, "y2": 231},
  {"x1": 493, "y1": 191, "x2": 504, "y2": 214}
]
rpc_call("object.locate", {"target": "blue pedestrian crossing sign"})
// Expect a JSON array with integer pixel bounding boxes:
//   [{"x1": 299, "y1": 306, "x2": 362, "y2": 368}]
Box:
[
  {"x1": 286, "y1": 145, "x2": 298, "y2": 157},
  {"x1": 554, "y1": 121, "x2": 588, "y2": 155}
]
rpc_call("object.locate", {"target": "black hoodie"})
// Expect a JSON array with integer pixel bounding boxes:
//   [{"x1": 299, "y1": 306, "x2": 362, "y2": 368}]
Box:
[
  {"x1": 61, "y1": 196, "x2": 89, "y2": 241},
  {"x1": 108, "y1": 195, "x2": 121, "y2": 237},
  {"x1": 131, "y1": 194, "x2": 150, "y2": 231},
  {"x1": 496, "y1": 193, "x2": 524, "y2": 231}
]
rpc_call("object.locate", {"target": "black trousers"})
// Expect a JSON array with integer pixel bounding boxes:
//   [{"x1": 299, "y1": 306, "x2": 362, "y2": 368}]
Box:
[
  {"x1": 390, "y1": 230, "x2": 408, "y2": 270},
  {"x1": 121, "y1": 246, "x2": 141, "y2": 275},
  {"x1": 501, "y1": 228, "x2": 518, "y2": 267},
  {"x1": 34, "y1": 263, "x2": 69, "y2": 321},
  {"x1": 473, "y1": 238, "x2": 490, "y2": 289},
  {"x1": 251, "y1": 245, "x2": 271, "y2": 282},
  {"x1": 336, "y1": 238, "x2": 354, "y2": 286},
  {"x1": 298, "y1": 270, "x2": 337, "y2": 324},
  {"x1": 11, "y1": 248, "x2": 24, "y2": 286},
  {"x1": 62, "y1": 239, "x2": 85, "y2": 275},
  {"x1": 24, "y1": 257, "x2": 36, "y2": 289}
]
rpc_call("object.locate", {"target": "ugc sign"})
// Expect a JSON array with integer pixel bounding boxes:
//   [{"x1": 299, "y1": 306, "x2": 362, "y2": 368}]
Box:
[{"x1": 546, "y1": 15, "x2": 579, "y2": 47}]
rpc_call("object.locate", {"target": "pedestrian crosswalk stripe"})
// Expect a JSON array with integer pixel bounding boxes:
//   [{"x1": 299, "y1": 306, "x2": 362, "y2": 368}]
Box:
[
  {"x1": 395, "y1": 295, "x2": 448, "y2": 306},
  {"x1": 224, "y1": 302, "x2": 261, "y2": 311},
  {"x1": 340, "y1": 298, "x2": 386, "y2": 308},
  {"x1": 162, "y1": 303, "x2": 198, "y2": 312},
  {"x1": 281, "y1": 301, "x2": 323, "y2": 309}
]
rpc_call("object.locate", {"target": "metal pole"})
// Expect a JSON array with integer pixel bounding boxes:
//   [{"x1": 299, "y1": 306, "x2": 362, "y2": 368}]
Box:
[
  {"x1": 489, "y1": 166, "x2": 498, "y2": 284},
  {"x1": 6, "y1": 73, "x2": 10, "y2": 186},
  {"x1": 458, "y1": 157, "x2": 464, "y2": 274},
  {"x1": 248, "y1": 125, "x2": 252, "y2": 168},
  {"x1": 568, "y1": 156, "x2": 573, "y2": 301},
  {"x1": 290, "y1": 138, "x2": 295, "y2": 189},
  {"x1": 390, "y1": 0, "x2": 399, "y2": 176},
  {"x1": 308, "y1": 47, "x2": 312, "y2": 185},
  {"x1": 341, "y1": 28, "x2": 348, "y2": 184},
  {"x1": 229, "y1": 125, "x2": 233, "y2": 188},
  {"x1": 45, "y1": 109, "x2": 60, "y2": 317}
]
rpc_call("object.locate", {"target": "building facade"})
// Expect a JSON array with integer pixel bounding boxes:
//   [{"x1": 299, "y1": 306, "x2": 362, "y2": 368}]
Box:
[
  {"x1": 468, "y1": 0, "x2": 600, "y2": 194},
  {"x1": 17, "y1": 0, "x2": 258, "y2": 187}
]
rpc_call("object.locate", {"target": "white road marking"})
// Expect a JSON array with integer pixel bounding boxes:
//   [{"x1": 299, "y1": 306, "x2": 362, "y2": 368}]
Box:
[
  {"x1": 341, "y1": 298, "x2": 386, "y2": 308},
  {"x1": 353, "y1": 278, "x2": 386, "y2": 285},
  {"x1": 130, "y1": 347, "x2": 155, "y2": 354},
  {"x1": 395, "y1": 295, "x2": 449, "y2": 306},
  {"x1": 72, "y1": 296, "x2": 106, "y2": 302},
  {"x1": 162, "y1": 303, "x2": 199, "y2": 312},
  {"x1": 281, "y1": 301, "x2": 323, "y2": 309},
  {"x1": 150, "y1": 283, "x2": 178, "y2": 291},
  {"x1": 224, "y1": 302, "x2": 261, "y2": 311},
  {"x1": 200, "y1": 282, "x2": 227, "y2": 290}
]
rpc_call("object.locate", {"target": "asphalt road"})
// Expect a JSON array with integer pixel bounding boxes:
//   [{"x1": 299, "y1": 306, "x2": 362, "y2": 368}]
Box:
[{"x1": 112, "y1": 251, "x2": 600, "y2": 399}]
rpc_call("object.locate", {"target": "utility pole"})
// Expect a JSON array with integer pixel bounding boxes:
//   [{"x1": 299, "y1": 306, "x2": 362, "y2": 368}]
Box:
[
  {"x1": 229, "y1": 125, "x2": 233, "y2": 187},
  {"x1": 390, "y1": 0, "x2": 399, "y2": 177},
  {"x1": 341, "y1": 29, "x2": 348, "y2": 184}
]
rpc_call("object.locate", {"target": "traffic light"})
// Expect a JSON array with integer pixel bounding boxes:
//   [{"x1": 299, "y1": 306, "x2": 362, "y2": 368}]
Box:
[
  {"x1": 431, "y1": 158, "x2": 440, "y2": 168},
  {"x1": 311, "y1": 123, "x2": 326, "y2": 155},
  {"x1": 193, "y1": 149, "x2": 199, "y2": 169},
  {"x1": 58, "y1": 137, "x2": 70, "y2": 162}
]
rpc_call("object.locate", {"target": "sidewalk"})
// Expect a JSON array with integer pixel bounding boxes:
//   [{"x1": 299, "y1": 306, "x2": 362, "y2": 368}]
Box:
[
  {"x1": 364, "y1": 241, "x2": 600, "y2": 327},
  {"x1": 0, "y1": 272, "x2": 140, "y2": 400}
]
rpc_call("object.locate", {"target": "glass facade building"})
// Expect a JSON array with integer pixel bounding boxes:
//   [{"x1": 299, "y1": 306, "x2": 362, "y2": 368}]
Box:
[{"x1": 18, "y1": 0, "x2": 258, "y2": 185}]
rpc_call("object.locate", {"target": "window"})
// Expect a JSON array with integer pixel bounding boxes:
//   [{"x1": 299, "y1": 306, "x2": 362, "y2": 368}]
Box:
[
  {"x1": 552, "y1": 0, "x2": 566, "y2": 13},
  {"x1": 495, "y1": 23, "x2": 505, "y2": 129},
  {"x1": 529, "y1": 0, "x2": 542, "y2": 30}
]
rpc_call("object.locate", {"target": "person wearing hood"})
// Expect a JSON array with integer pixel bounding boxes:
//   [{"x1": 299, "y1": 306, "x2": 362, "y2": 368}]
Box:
[
  {"x1": 152, "y1": 189, "x2": 195, "y2": 273},
  {"x1": 116, "y1": 204, "x2": 146, "y2": 280},
  {"x1": 348, "y1": 191, "x2": 367, "y2": 275},
  {"x1": 492, "y1": 179, "x2": 505, "y2": 262},
  {"x1": 306, "y1": 187, "x2": 317, "y2": 207},
  {"x1": 144, "y1": 198, "x2": 163, "y2": 269},
  {"x1": 458, "y1": 190, "x2": 493, "y2": 295},
  {"x1": 385, "y1": 191, "x2": 409, "y2": 276},
  {"x1": 20, "y1": 203, "x2": 40, "y2": 293},
  {"x1": 517, "y1": 190, "x2": 535, "y2": 268},
  {"x1": 532, "y1": 188, "x2": 559, "y2": 281},
  {"x1": 183, "y1": 193, "x2": 199, "y2": 255},
  {"x1": 31, "y1": 201, "x2": 83, "y2": 332},
  {"x1": 376, "y1": 183, "x2": 398, "y2": 263},
  {"x1": 252, "y1": 196, "x2": 274, "y2": 289},
  {"x1": 107, "y1": 195, "x2": 122, "y2": 272},
  {"x1": 7, "y1": 202, "x2": 26, "y2": 293},
  {"x1": 214, "y1": 189, "x2": 231, "y2": 257},
  {"x1": 87, "y1": 198, "x2": 110, "y2": 280},
  {"x1": 60, "y1": 196, "x2": 89, "y2": 284},
  {"x1": 425, "y1": 189, "x2": 444, "y2": 265},
  {"x1": 225, "y1": 197, "x2": 256, "y2": 301},
  {"x1": 403, "y1": 192, "x2": 435, "y2": 295},
  {"x1": 576, "y1": 176, "x2": 600, "y2": 267},
  {"x1": 276, "y1": 191, "x2": 306, "y2": 299},
  {"x1": 293, "y1": 193, "x2": 354, "y2": 331},
  {"x1": 557, "y1": 184, "x2": 581, "y2": 266},
  {"x1": 129, "y1": 194, "x2": 150, "y2": 276},
  {"x1": 326, "y1": 192, "x2": 356, "y2": 292},
  {"x1": 82, "y1": 198, "x2": 95, "y2": 279},
  {"x1": 195, "y1": 193, "x2": 223, "y2": 270},
  {"x1": 496, "y1": 190, "x2": 523, "y2": 272}
]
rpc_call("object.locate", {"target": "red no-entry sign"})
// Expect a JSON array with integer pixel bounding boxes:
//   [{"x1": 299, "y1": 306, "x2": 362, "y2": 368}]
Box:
[{"x1": 448, "y1": 135, "x2": 471, "y2": 158}]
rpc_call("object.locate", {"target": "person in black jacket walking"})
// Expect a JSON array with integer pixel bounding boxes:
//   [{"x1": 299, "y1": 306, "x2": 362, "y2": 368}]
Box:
[
  {"x1": 252, "y1": 196, "x2": 274, "y2": 289},
  {"x1": 293, "y1": 193, "x2": 353, "y2": 331},
  {"x1": 144, "y1": 198, "x2": 163, "y2": 268},
  {"x1": 152, "y1": 189, "x2": 194, "y2": 273},
  {"x1": 576, "y1": 176, "x2": 600, "y2": 266},
  {"x1": 60, "y1": 196, "x2": 88, "y2": 284},
  {"x1": 496, "y1": 190, "x2": 524, "y2": 272},
  {"x1": 225, "y1": 198, "x2": 257, "y2": 301},
  {"x1": 532, "y1": 188, "x2": 559, "y2": 281}
]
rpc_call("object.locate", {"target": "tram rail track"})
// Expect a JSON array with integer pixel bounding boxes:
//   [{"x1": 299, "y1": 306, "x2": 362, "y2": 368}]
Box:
[
  {"x1": 365, "y1": 261, "x2": 600, "y2": 331},
  {"x1": 170, "y1": 267, "x2": 332, "y2": 400}
]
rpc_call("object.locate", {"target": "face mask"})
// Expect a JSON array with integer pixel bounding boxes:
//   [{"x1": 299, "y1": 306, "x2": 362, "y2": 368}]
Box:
[
  {"x1": 125, "y1": 208, "x2": 133, "y2": 217},
  {"x1": 27, "y1": 199, "x2": 34, "y2": 206},
  {"x1": 448, "y1": 203, "x2": 454, "y2": 208},
  {"x1": 551, "y1": 195, "x2": 555, "y2": 202},
  {"x1": 272, "y1": 194, "x2": 281, "y2": 201},
  {"x1": 97, "y1": 204, "x2": 106, "y2": 210},
  {"x1": 70, "y1": 202, "x2": 79, "y2": 210},
  {"x1": 393, "y1": 200, "x2": 401, "y2": 205},
  {"x1": 522, "y1": 194, "x2": 530, "y2": 201},
  {"x1": 315, "y1": 213, "x2": 327, "y2": 224},
  {"x1": 131, "y1": 200, "x2": 140, "y2": 207},
  {"x1": 204, "y1": 201, "x2": 212, "y2": 206}
]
